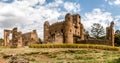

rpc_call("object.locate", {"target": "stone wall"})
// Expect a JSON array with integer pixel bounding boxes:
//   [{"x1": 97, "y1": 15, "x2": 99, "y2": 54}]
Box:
[
  {"x1": 4, "y1": 27, "x2": 39, "y2": 47},
  {"x1": 22, "y1": 30, "x2": 39, "y2": 46},
  {"x1": 77, "y1": 39, "x2": 110, "y2": 46},
  {"x1": 44, "y1": 13, "x2": 84, "y2": 44}
]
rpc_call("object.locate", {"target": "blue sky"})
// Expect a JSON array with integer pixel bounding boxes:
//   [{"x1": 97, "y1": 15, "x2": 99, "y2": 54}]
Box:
[{"x1": 0, "y1": 0, "x2": 120, "y2": 39}]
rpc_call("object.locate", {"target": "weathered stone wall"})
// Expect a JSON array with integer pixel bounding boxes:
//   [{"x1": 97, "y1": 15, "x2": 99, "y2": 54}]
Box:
[
  {"x1": 4, "y1": 30, "x2": 12, "y2": 46},
  {"x1": 22, "y1": 30, "x2": 39, "y2": 46},
  {"x1": 4, "y1": 27, "x2": 39, "y2": 47},
  {"x1": 77, "y1": 39, "x2": 111, "y2": 46},
  {"x1": 44, "y1": 13, "x2": 85, "y2": 44},
  {"x1": 77, "y1": 21, "x2": 115, "y2": 46}
]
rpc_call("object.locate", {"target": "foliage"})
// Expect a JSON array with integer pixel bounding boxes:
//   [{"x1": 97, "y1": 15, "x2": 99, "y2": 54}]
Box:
[
  {"x1": 115, "y1": 30, "x2": 120, "y2": 46},
  {"x1": 28, "y1": 44, "x2": 120, "y2": 51},
  {"x1": 91, "y1": 23, "x2": 105, "y2": 39},
  {"x1": 0, "y1": 38, "x2": 3, "y2": 40}
]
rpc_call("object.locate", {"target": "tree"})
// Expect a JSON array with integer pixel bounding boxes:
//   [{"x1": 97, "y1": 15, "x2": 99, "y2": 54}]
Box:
[
  {"x1": 115, "y1": 30, "x2": 120, "y2": 46},
  {"x1": 91, "y1": 23, "x2": 105, "y2": 39}
]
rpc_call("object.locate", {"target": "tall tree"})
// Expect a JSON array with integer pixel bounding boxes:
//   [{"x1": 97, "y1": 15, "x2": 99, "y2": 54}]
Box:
[
  {"x1": 91, "y1": 23, "x2": 105, "y2": 39},
  {"x1": 115, "y1": 30, "x2": 120, "y2": 46}
]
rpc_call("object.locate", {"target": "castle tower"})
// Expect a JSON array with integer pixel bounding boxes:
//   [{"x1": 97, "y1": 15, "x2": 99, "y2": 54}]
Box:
[
  {"x1": 110, "y1": 21, "x2": 114, "y2": 46},
  {"x1": 80, "y1": 24, "x2": 84, "y2": 40},
  {"x1": 44, "y1": 21, "x2": 50, "y2": 42},
  {"x1": 64, "y1": 13, "x2": 73, "y2": 43},
  {"x1": 73, "y1": 14, "x2": 81, "y2": 28},
  {"x1": 106, "y1": 21, "x2": 114, "y2": 46}
]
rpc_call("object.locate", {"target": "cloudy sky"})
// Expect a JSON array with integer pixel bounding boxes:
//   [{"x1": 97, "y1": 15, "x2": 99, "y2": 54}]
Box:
[{"x1": 0, "y1": 0, "x2": 120, "y2": 39}]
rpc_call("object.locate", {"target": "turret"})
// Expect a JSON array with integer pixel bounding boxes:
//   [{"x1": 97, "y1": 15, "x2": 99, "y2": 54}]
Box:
[
  {"x1": 64, "y1": 13, "x2": 73, "y2": 43},
  {"x1": 72, "y1": 14, "x2": 81, "y2": 28},
  {"x1": 44, "y1": 21, "x2": 50, "y2": 42},
  {"x1": 80, "y1": 24, "x2": 84, "y2": 40},
  {"x1": 106, "y1": 21, "x2": 114, "y2": 46},
  {"x1": 110, "y1": 21, "x2": 114, "y2": 46}
]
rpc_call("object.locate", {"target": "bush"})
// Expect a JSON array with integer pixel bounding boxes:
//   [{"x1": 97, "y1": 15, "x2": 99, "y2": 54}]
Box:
[{"x1": 28, "y1": 44, "x2": 120, "y2": 51}]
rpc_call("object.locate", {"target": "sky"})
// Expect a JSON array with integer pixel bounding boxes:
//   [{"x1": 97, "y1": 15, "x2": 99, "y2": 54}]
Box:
[{"x1": 0, "y1": 0, "x2": 120, "y2": 39}]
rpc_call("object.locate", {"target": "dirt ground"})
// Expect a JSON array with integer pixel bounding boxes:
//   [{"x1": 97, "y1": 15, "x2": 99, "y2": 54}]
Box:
[{"x1": 0, "y1": 47, "x2": 120, "y2": 63}]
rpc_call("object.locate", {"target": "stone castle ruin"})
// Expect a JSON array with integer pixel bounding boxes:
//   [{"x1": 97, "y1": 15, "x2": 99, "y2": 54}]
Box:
[
  {"x1": 44, "y1": 13, "x2": 115, "y2": 46},
  {"x1": 44, "y1": 13, "x2": 84, "y2": 44},
  {"x1": 2, "y1": 13, "x2": 115, "y2": 47},
  {"x1": 4, "y1": 27, "x2": 39, "y2": 47}
]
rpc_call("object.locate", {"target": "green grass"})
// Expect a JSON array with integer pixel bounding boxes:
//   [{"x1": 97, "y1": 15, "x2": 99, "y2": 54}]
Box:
[
  {"x1": 0, "y1": 48, "x2": 120, "y2": 63},
  {"x1": 29, "y1": 44, "x2": 120, "y2": 51}
]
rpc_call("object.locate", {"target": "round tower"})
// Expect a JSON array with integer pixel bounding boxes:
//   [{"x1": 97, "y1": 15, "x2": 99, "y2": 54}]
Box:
[
  {"x1": 64, "y1": 13, "x2": 73, "y2": 43},
  {"x1": 110, "y1": 21, "x2": 114, "y2": 46},
  {"x1": 44, "y1": 21, "x2": 50, "y2": 42},
  {"x1": 76, "y1": 14, "x2": 81, "y2": 24}
]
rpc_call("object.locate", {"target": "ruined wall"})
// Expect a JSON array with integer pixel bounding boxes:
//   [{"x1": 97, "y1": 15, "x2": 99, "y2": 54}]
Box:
[
  {"x1": 77, "y1": 21, "x2": 115, "y2": 46},
  {"x1": 4, "y1": 30, "x2": 12, "y2": 46},
  {"x1": 4, "y1": 27, "x2": 39, "y2": 47},
  {"x1": 22, "y1": 30, "x2": 39, "y2": 46},
  {"x1": 4, "y1": 27, "x2": 23, "y2": 47},
  {"x1": 12, "y1": 28, "x2": 23, "y2": 47},
  {"x1": 44, "y1": 13, "x2": 85, "y2": 44},
  {"x1": 44, "y1": 21, "x2": 64, "y2": 43},
  {"x1": 77, "y1": 39, "x2": 110, "y2": 45}
]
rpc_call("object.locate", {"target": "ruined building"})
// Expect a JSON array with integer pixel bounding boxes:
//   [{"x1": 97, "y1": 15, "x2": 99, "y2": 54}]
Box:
[
  {"x1": 4, "y1": 27, "x2": 39, "y2": 47},
  {"x1": 44, "y1": 13, "x2": 84, "y2": 44},
  {"x1": 44, "y1": 13, "x2": 115, "y2": 46},
  {"x1": 106, "y1": 21, "x2": 114, "y2": 46}
]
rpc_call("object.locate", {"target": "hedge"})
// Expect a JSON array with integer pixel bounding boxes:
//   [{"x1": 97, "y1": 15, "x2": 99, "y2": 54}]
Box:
[{"x1": 28, "y1": 44, "x2": 120, "y2": 51}]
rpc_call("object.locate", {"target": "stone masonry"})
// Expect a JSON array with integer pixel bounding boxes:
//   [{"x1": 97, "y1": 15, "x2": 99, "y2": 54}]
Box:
[
  {"x1": 106, "y1": 21, "x2": 114, "y2": 46},
  {"x1": 44, "y1": 13, "x2": 84, "y2": 44},
  {"x1": 4, "y1": 27, "x2": 39, "y2": 47},
  {"x1": 44, "y1": 13, "x2": 115, "y2": 46}
]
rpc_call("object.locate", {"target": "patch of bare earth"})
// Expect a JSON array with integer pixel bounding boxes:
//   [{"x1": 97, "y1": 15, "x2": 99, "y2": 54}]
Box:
[{"x1": 0, "y1": 47, "x2": 120, "y2": 63}]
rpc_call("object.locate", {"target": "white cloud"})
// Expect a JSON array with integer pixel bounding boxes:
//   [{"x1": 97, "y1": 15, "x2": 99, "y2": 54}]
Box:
[
  {"x1": 107, "y1": 0, "x2": 120, "y2": 6},
  {"x1": 64, "y1": 2, "x2": 80, "y2": 13},
  {"x1": 82, "y1": 8, "x2": 113, "y2": 33},
  {"x1": 0, "y1": 0, "x2": 81, "y2": 39}
]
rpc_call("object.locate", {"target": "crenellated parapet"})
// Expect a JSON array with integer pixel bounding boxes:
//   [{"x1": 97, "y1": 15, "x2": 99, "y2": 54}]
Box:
[{"x1": 50, "y1": 21, "x2": 65, "y2": 28}]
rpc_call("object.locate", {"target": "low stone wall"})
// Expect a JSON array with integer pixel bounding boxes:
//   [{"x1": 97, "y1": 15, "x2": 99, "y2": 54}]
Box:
[
  {"x1": 0, "y1": 40, "x2": 4, "y2": 46},
  {"x1": 77, "y1": 39, "x2": 111, "y2": 46}
]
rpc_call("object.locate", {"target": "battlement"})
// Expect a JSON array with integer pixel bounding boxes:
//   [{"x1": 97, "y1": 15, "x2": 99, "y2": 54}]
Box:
[{"x1": 50, "y1": 21, "x2": 65, "y2": 27}]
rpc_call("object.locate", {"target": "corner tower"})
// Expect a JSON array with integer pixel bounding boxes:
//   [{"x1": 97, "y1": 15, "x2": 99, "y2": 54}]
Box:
[
  {"x1": 64, "y1": 13, "x2": 73, "y2": 43},
  {"x1": 44, "y1": 21, "x2": 50, "y2": 42}
]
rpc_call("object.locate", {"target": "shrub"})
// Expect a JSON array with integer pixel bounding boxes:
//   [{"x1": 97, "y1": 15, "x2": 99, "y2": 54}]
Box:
[{"x1": 28, "y1": 44, "x2": 120, "y2": 51}]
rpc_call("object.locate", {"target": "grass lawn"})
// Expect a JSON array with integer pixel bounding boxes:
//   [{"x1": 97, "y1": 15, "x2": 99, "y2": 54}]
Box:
[{"x1": 0, "y1": 47, "x2": 120, "y2": 63}]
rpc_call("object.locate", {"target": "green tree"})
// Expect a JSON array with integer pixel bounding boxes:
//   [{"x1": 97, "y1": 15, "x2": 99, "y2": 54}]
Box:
[
  {"x1": 91, "y1": 23, "x2": 105, "y2": 39},
  {"x1": 115, "y1": 30, "x2": 120, "y2": 46}
]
